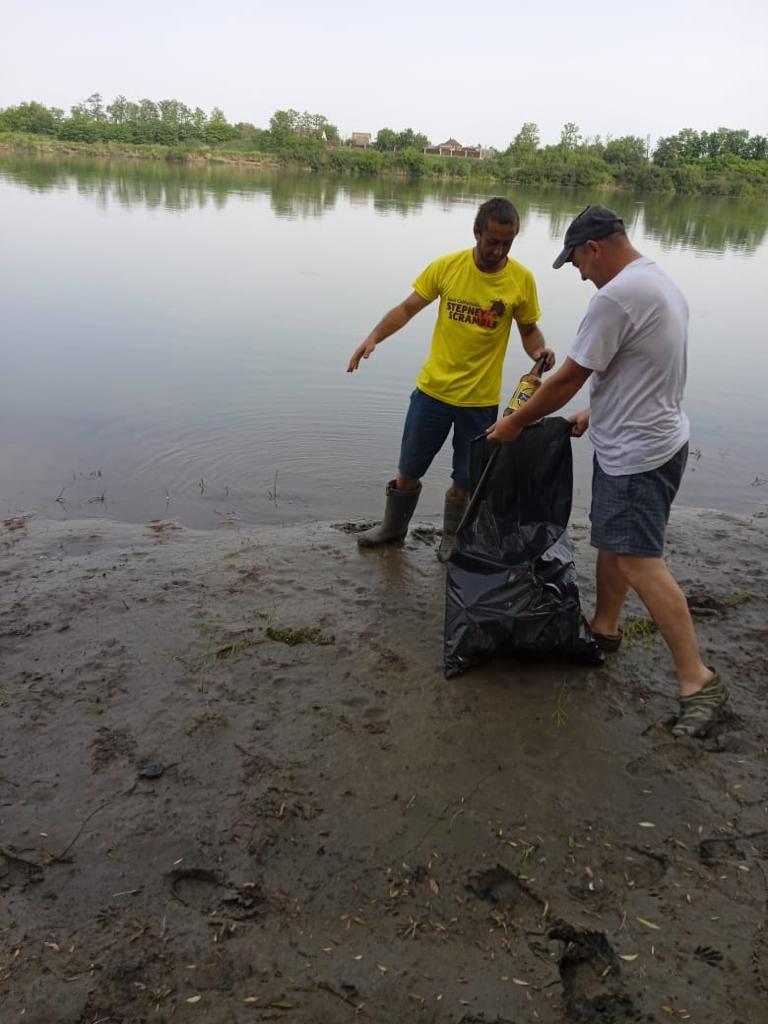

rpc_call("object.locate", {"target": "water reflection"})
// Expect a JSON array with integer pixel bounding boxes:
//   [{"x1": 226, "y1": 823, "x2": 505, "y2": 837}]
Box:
[
  {"x1": 639, "y1": 193, "x2": 768, "y2": 256},
  {"x1": 1, "y1": 152, "x2": 766, "y2": 528},
  {"x1": 2, "y1": 153, "x2": 767, "y2": 253},
  {"x1": 524, "y1": 190, "x2": 768, "y2": 257}
]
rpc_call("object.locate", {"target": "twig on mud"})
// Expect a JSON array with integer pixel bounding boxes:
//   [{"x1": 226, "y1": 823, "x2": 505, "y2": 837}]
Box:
[
  {"x1": 49, "y1": 799, "x2": 112, "y2": 863},
  {"x1": 317, "y1": 980, "x2": 366, "y2": 1015}
]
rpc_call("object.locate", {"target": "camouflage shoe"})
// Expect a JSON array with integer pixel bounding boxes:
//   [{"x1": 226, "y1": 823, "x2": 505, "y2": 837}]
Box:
[{"x1": 671, "y1": 673, "x2": 728, "y2": 738}]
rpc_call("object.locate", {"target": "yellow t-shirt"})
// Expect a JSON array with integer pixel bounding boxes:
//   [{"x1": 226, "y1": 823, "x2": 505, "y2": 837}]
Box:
[{"x1": 412, "y1": 249, "x2": 541, "y2": 406}]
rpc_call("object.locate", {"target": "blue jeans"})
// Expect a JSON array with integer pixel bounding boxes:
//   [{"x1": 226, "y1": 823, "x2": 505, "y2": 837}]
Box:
[{"x1": 398, "y1": 389, "x2": 498, "y2": 491}]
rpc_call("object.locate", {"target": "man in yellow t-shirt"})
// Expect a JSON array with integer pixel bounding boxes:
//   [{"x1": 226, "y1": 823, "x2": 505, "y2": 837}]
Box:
[{"x1": 347, "y1": 196, "x2": 554, "y2": 557}]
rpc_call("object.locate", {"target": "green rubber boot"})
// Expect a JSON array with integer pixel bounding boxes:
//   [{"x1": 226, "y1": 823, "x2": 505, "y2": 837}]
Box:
[
  {"x1": 437, "y1": 488, "x2": 469, "y2": 562},
  {"x1": 357, "y1": 480, "x2": 421, "y2": 548}
]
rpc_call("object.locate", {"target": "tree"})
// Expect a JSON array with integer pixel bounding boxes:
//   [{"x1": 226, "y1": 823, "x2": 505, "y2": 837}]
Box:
[
  {"x1": 374, "y1": 127, "x2": 429, "y2": 151},
  {"x1": 654, "y1": 129, "x2": 704, "y2": 165},
  {"x1": 603, "y1": 135, "x2": 647, "y2": 166},
  {"x1": 106, "y1": 95, "x2": 130, "y2": 125},
  {"x1": 375, "y1": 127, "x2": 398, "y2": 151},
  {"x1": 559, "y1": 122, "x2": 581, "y2": 153},
  {"x1": 653, "y1": 133, "x2": 683, "y2": 166},
  {"x1": 506, "y1": 122, "x2": 539, "y2": 161},
  {"x1": 395, "y1": 128, "x2": 429, "y2": 151},
  {"x1": 747, "y1": 134, "x2": 768, "y2": 160},
  {"x1": 71, "y1": 92, "x2": 107, "y2": 122},
  {"x1": 205, "y1": 107, "x2": 235, "y2": 145},
  {"x1": 268, "y1": 109, "x2": 299, "y2": 148},
  {"x1": 192, "y1": 107, "x2": 208, "y2": 138},
  {"x1": 703, "y1": 127, "x2": 750, "y2": 159},
  {"x1": 0, "y1": 101, "x2": 57, "y2": 135}
]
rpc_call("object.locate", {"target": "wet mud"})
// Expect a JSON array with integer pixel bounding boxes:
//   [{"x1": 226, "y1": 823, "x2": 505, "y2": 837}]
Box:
[{"x1": 1, "y1": 508, "x2": 767, "y2": 1023}]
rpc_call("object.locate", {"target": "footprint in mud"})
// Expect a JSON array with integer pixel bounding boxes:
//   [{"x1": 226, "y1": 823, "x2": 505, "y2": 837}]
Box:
[
  {"x1": 90, "y1": 727, "x2": 136, "y2": 772},
  {"x1": 340, "y1": 694, "x2": 368, "y2": 708},
  {"x1": 0, "y1": 848, "x2": 45, "y2": 890},
  {"x1": 569, "y1": 843, "x2": 671, "y2": 909},
  {"x1": 698, "y1": 830, "x2": 768, "y2": 867},
  {"x1": 166, "y1": 867, "x2": 264, "y2": 920},
  {"x1": 567, "y1": 847, "x2": 665, "y2": 909},
  {"x1": 626, "y1": 732, "x2": 708, "y2": 776},
  {"x1": 566, "y1": 877, "x2": 616, "y2": 912},
  {"x1": 467, "y1": 864, "x2": 543, "y2": 925},
  {"x1": 549, "y1": 922, "x2": 642, "y2": 1023},
  {"x1": 184, "y1": 709, "x2": 229, "y2": 735},
  {"x1": 616, "y1": 846, "x2": 667, "y2": 888}
]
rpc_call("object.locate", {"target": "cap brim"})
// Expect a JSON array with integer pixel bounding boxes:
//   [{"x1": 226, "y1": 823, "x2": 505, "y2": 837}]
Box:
[{"x1": 552, "y1": 246, "x2": 573, "y2": 270}]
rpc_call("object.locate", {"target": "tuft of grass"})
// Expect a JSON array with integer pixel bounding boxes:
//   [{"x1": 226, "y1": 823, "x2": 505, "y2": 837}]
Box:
[
  {"x1": 623, "y1": 616, "x2": 657, "y2": 649},
  {"x1": 551, "y1": 681, "x2": 569, "y2": 728},
  {"x1": 266, "y1": 625, "x2": 335, "y2": 647},
  {"x1": 722, "y1": 592, "x2": 751, "y2": 607},
  {"x1": 211, "y1": 636, "x2": 257, "y2": 660}
]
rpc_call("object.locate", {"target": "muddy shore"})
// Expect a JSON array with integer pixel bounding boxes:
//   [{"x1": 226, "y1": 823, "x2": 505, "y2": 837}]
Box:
[{"x1": 1, "y1": 508, "x2": 767, "y2": 1024}]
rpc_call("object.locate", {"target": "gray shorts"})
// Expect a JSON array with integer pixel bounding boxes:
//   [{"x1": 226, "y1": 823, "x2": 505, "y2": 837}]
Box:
[{"x1": 590, "y1": 443, "x2": 688, "y2": 557}]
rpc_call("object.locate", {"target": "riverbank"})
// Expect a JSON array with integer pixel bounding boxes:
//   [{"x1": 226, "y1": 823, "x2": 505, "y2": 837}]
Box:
[
  {"x1": 0, "y1": 133, "x2": 489, "y2": 180},
  {"x1": 0, "y1": 133, "x2": 282, "y2": 169},
  {"x1": 1, "y1": 509, "x2": 767, "y2": 1023},
  {"x1": 3, "y1": 132, "x2": 768, "y2": 196}
]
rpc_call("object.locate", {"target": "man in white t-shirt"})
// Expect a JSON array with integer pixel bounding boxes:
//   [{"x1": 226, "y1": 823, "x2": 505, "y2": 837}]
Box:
[{"x1": 486, "y1": 205, "x2": 728, "y2": 738}]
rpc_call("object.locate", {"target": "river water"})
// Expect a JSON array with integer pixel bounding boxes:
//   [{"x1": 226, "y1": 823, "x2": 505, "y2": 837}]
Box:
[{"x1": 1, "y1": 155, "x2": 767, "y2": 528}]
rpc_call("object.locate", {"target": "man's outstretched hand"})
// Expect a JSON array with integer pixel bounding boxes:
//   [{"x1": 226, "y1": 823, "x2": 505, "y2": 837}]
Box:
[{"x1": 347, "y1": 337, "x2": 376, "y2": 372}]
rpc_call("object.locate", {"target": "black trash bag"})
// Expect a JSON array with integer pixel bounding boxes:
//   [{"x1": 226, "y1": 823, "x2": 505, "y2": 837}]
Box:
[{"x1": 443, "y1": 416, "x2": 602, "y2": 679}]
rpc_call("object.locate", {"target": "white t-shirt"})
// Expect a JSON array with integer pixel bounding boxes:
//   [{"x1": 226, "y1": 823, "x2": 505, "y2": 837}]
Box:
[{"x1": 570, "y1": 256, "x2": 690, "y2": 476}]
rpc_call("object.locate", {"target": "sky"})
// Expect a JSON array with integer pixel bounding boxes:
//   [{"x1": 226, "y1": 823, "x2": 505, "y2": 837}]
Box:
[{"x1": 2, "y1": 0, "x2": 767, "y2": 151}]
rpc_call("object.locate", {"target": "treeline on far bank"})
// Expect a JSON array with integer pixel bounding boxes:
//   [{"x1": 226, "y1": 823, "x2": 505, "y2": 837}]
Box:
[{"x1": 1, "y1": 96, "x2": 767, "y2": 198}]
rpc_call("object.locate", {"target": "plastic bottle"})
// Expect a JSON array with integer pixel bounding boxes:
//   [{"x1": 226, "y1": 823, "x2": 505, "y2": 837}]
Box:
[{"x1": 505, "y1": 354, "x2": 548, "y2": 413}]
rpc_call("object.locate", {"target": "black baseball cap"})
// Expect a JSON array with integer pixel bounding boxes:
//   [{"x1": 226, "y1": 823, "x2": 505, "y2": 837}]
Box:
[{"x1": 552, "y1": 205, "x2": 625, "y2": 269}]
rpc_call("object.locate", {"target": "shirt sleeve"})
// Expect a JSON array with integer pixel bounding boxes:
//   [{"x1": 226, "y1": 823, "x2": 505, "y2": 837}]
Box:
[
  {"x1": 514, "y1": 271, "x2": 542, "y2": 325},
  {"x1": 569, "y1": 293, "x2": 630, "y2": 371},
  {"x1": 412, "y1": 257, "x2": 443, "y2": 302}
]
